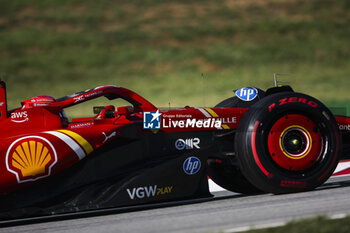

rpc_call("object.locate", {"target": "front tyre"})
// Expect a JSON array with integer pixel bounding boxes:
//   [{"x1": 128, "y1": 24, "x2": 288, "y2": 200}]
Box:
[{"x1": 235, "y1": 92, "x2": 341, "y2": 194}]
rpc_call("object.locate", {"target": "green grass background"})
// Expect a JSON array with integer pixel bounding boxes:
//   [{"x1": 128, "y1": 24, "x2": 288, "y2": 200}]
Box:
[{"x1": 0, "y1": 0, "x2": 349, "y2": 116}]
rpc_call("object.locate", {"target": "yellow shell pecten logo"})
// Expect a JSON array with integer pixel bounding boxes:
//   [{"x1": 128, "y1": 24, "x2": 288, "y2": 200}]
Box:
[{"x1": 6, "y1": 136, "x2": 57, "y2": 183}]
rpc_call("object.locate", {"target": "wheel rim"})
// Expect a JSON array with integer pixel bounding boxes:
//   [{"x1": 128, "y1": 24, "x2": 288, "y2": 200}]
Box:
[
  {"x1": 267, "y1": 114, "x2": 323, "y2": 171},
  {"x1": 280, "y1": 125, "x2": 311, "y2": 159}
]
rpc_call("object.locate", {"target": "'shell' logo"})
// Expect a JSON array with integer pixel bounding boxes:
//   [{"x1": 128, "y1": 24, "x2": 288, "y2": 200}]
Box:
[{"x1": 6, "y1": 136, "x2": 57, "y2": 183}]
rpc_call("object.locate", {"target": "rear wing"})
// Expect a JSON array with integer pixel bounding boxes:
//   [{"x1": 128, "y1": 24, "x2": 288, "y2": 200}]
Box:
[{"x1": 0, "y1": 81, "x2": 7, "y2": 121}]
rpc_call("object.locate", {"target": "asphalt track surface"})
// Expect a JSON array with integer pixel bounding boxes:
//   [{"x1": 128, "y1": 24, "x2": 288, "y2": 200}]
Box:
[{"x1": 1, "y1": 176, "x2": 350, "y2": 233}]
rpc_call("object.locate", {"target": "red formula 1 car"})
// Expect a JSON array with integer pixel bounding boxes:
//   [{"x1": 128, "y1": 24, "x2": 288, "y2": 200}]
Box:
[{"x1": 0, "y1": 80, "x2": 349, "y2": 220}]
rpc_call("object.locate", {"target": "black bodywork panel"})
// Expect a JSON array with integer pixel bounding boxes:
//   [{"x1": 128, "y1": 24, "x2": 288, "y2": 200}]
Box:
[{"x1": 0, "y1": 123, "x2": 224, "y2": 220}]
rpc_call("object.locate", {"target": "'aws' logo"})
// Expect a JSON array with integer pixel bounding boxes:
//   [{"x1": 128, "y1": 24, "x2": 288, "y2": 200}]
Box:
[{"x1": 10, "y1": 111, "x2": 29, "y2": 123}]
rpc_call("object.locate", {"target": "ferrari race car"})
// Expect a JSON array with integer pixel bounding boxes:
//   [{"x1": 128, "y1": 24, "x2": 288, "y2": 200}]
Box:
[{"x1": 0, "y1": 80, "x2": 349, "y2": 220}]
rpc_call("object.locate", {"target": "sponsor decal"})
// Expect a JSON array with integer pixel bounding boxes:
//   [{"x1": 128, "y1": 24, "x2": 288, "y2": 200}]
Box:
[
  {"x1": 84, "y1": 90, "x2": 103, "y2": 98},
  {"x1": 162, "y1": 114, "x2": 193, "y2": 118},
  {"x1": 10, "y1": 111, "x2": 29, "y2": 123},
  {"x1": 280, "y1": 180, "x2": 307, "y2": 188},
  {"x1": 70, "y1": 122, "x2": 94, "y2": 129},
  {"x1": 163, "y1": 118, "x2": 221, "y2": 129},
  {"x1": 6, "y1": 136, "x2": 58, "y2": 183},
  {"x1": 339, "y1": 124, "x2": 350, "y2": 131},
  {"x1": 235, "y1": 87, "x2": 258, "y2": 101},
  {"x1": 144, "y1": 108, "x2": 234, "y2": 129},
  {"x1": 175, "y1": 138, "x2": 200, "y2": 150},
  {"x1": 33, "y1": 103, "x2": 51, "y2": 107},
  {"x1": 143, "y1": 110, "x2": 161, "y2": 129},
  {"x1": 73, "y1": 95, "x2": 85, "y2": 103},
  {"x1": 126, "y1": 185, "x2": 173, "y2": 200},
  {"x1": 183, "y1": 156, "x2": 201, "y2": 175},
  {"x1": 217, "y1": 117, "x2": 236, "y2": 124},
  {"x1": 102, "y1": 131, "x2": 117, "y2": 143}
]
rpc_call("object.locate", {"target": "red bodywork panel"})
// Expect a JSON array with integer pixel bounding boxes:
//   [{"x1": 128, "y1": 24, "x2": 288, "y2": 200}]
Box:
[{"x1": 336, "y1": 116, "x2": 350, "y2": 131}]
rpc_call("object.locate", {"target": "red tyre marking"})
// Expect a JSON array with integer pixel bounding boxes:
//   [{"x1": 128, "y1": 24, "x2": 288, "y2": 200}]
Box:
[{"x1": 252, "y1": 121, "x2": 271, "y2": 177}]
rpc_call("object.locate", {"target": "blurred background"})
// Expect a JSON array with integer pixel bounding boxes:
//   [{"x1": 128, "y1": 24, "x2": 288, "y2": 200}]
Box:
[{"x1": 0, "y1": 0, "x2": 349, "y2": 115}]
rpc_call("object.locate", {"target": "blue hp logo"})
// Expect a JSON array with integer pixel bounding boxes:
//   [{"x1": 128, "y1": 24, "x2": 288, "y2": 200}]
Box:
[
  {"x1": 143, "y1": 110, "x2": 161, "y2": 129},
  {"x1": 183, "y1": 157, "x2": 201, "y2": 175},
  {"x1": 235, "y1": 87, "x2": 258, "y2": 101}
]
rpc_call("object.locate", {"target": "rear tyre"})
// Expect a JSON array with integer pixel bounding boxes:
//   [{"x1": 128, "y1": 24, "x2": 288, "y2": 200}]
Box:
[{"x1": 235, "y1": 92, "x2": 341, "y2": 194}]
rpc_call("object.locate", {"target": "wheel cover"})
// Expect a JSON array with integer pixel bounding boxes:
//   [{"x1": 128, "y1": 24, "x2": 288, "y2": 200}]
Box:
[{"x1": 268, "y1": 114, "x2": 323, "y2": 171}]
